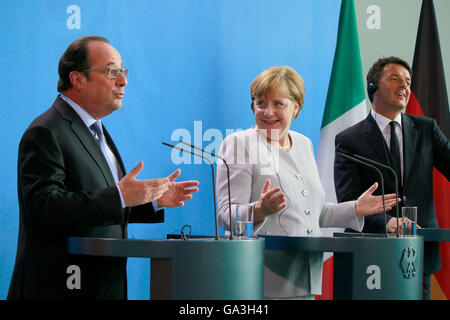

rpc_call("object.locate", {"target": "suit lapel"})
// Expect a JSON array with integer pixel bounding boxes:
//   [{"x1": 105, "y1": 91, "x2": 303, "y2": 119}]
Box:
[
  {"x1": 103, "y1": 123, "x2": 130, "y2": 229},
  {"x1": 53, "y1": 97, "x2": 116, "y2": 187},
  {"x1": 364, "y1": 113, "x2": 390, "y2": 164},
  {"x1": 103, "y1": 126, "x2": 126, "y2": 179},
  {"x1": 402, "y1": 114, "x2": 418, "y2": 187}
]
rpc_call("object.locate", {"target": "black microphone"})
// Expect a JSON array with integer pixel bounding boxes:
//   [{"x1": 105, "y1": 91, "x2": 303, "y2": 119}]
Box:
[
  {"x1": 162, "y1": 141, "x2": 219, "y2": 240},
  {"x1": 336, "y1": 152, "x2": 388, "y2": 237},
  {"x1": 179, "y1": 140, "x2": 233, "y2": 240},
  {"x1": 352, "y1": 154, "x2": 400, "y2": 238}
]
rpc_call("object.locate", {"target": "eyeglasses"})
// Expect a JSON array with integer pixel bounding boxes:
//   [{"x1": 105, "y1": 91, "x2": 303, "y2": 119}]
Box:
[{"x1": 82, "y1": 66, "x2": 128, "y2": 79}]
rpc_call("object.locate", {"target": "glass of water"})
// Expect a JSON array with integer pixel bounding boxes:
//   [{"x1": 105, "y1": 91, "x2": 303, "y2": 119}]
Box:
[
  {"x1": 234, "y1": 204, "x2": 254, "y2": 239},
  {"x1": 401, "y1": 206, "x2": 417, "y2": 236}
]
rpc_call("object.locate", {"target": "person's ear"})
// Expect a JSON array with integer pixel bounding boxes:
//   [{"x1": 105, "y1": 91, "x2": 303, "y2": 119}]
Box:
[
  {"x1": 69, "y1": 71, "x2": 86, "y2": 91},
  {"x1": 293, "y1": 103, "x2": 299, "y2": 118}
]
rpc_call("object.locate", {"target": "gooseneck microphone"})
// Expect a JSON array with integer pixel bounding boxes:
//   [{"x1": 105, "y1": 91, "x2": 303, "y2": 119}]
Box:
[
  {"x1": 179, "y1": 140, "x2": 234, "y2": 240},
  {"x1": 337, "y1": 152, "x2": 388, "y2": 237},
  {"x1": 162, "y1": 141, "x2": 220, "y2": 240},
  {"x1": 351, "y1": 154, "x2": 400, "y2": 238}
]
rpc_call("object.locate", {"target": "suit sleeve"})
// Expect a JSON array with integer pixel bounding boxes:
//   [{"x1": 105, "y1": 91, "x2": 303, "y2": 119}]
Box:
[
  {"x1": 334, "y1": 132, "x2": 363, "y2": 203},
  {"x1": 320, "y1": 201, "x2": 364, "y2": 232},
  {"x1": 128, "y1": 203, "x2": 164, "y2": 224},
  {"x1": 334, "y1": 131, "x2": 392, "y2": 233},
  {"x1": 18, "y1": 125, "x2": 124, "y2": 231},
  {"x1": 432, "y1": 120, "x2": 450, "y2": 180}
]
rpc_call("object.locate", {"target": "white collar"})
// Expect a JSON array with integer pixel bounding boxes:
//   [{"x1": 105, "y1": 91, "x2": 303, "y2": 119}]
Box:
[
  {"x1": 371, "y1": 109, "x2": 402, "y2": 132},
  {"x1": 60, "y1": 94, "x2": 99, "y2": 129}
]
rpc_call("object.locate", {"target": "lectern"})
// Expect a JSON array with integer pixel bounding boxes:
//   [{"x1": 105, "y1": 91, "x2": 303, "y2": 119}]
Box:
[
  {"x1": 417, "y1": 228, "x2": 450, "y2": 242},
  {"x1": 263, "y1": 234, "x2": 423, "y2": 300},
  {"x1": 68, "y1": 237, "x2": 264, "y2": 300}
]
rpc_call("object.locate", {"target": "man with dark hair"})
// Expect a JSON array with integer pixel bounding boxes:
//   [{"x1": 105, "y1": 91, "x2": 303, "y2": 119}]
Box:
[
  {"x1": 366, "y1": 56, "x2": 413, "y2": 104},
  {"x1": 8, "y1": 35, "x2": 199, "y2": 299},
  {"x1": 334, "y1": 56, "x2": 449, "y2": 299},
  {"x1": 57, "y1": 35, "x2": 110, "y2": 93}
]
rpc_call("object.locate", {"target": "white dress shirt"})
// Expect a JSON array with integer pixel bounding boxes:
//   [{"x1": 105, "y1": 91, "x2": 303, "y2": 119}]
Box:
[{"x1": 370, "y1": 109, "x2": 404, "y2": 182}]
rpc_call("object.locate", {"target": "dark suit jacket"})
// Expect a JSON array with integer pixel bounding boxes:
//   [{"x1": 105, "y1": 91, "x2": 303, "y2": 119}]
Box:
[
  {"x1": 334, "y1": 112, "x2": 449, "y2": 274},
  {"x1": 8, "y1": 96, "x2": 164, "y2": 299}
]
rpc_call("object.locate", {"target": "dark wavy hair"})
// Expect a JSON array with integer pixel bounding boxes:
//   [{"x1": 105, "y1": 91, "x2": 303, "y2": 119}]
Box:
[
  {"x1": 57, "y1": 35, "x2": 110, "y2": 93},
  {"x1": 366, "y1": 56, "x2": 412, "y2": 103}
]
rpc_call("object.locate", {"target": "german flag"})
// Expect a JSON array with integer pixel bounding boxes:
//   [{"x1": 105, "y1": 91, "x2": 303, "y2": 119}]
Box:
[{"x1": 406, "y1": 0, "x2": 450, "y2": 300}]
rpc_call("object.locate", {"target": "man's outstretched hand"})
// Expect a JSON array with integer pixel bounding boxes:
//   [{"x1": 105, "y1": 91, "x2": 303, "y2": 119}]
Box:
[{"x1": 156, "y1": 169, "x2": 199, "y2": 208}]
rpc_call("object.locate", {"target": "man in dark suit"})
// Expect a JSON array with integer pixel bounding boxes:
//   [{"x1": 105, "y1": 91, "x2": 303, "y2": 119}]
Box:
[
  {"x1": 8, "y1": 36, "x2": 199, "y2": 299},
  {"x1": 334, "y1": 56, "x2": 450, "y2": 299}
]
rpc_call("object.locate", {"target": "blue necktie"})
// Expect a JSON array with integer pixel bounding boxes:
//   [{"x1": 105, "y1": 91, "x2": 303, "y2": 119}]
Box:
[{"x1": 90, "y1": 121, "x2": 119, "y2": 183}]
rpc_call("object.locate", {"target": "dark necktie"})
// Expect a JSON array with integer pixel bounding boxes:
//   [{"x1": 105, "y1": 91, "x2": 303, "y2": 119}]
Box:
[
  {"x1": 90, "y1": 121, "x2": 119, "y2": 183},
  {"x1": 389, "y1": 121, "x2": 401, "y2": 185}
]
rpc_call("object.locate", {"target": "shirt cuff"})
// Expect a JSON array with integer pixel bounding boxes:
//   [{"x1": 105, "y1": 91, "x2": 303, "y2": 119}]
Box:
[
  {"x1": 116, "y1": 185, "x2": 125, "y2": 209},
  {"x1": 351, "y1": 200, "x2": 365, "y2": 232},
  {"x1": 152, "y1": 200, "x2": 164, "y2": 211}
]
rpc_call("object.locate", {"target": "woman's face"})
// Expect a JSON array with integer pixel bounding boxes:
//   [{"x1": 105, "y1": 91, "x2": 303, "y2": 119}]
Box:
[{"x1": 253, "y1": 84, "x2": 298, "y2": 145}]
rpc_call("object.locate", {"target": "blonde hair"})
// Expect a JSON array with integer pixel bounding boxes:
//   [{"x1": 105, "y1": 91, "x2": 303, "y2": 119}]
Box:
[{"x1": 250, "y1": 66, "x2": 305, "y2": 118}]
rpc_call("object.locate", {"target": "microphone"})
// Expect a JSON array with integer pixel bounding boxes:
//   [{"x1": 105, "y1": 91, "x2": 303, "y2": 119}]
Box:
[
  {"x1": 162, "y1": 141, "x2": 219, "y2": 240},
  {"x1": 351, "y1": 154, "x2": 400, "y2": 238},
  {"x1": 179, "y1": 140, "x2": 234, "y2": 240},
  {"x1": 336, "y1": 152, "x2": 388, "y2": 237}
]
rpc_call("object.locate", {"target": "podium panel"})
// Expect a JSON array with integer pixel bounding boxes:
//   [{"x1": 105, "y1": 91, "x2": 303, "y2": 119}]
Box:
[
  {"x1": 263, "y1": 234, "x2": 423, "y2": 300},
  {"x1": 417, "y1": 228, "x2": 450, "y2": 242},
  {"x1": 68, "y1": 237, "x2": 264, "y2": 300},
  {"x1": 333, "y1": 234, "x2": 423, "y2": 299}
]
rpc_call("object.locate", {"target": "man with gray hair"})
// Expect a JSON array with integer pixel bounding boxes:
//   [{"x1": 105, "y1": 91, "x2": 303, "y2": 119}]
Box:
[{"x1": 8, "y1": 36, "x2": 199, "y2": 299}]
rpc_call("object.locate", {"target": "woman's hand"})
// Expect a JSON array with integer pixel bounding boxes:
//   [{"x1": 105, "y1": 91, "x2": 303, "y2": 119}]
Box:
[
  {"x1": 253, "y1": 179, "x2": 287, "y2": 223},
  {"x1": 355, "y1": 182, "x2": 401, "y2": 216}
]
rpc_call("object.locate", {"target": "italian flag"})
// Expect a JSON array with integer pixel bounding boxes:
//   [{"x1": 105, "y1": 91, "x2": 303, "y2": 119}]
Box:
[
  {"x1": 315, "y1": 0, "x2": 367, "y2": 300},
  {"x1": 406, "y1": 0, "x2": 450, "y2": 300}
]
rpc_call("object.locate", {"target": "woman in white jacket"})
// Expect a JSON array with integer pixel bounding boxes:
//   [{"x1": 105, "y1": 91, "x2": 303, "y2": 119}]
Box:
[{"x1": 216, "y1": 66, "x2": 399, "y2": 299}]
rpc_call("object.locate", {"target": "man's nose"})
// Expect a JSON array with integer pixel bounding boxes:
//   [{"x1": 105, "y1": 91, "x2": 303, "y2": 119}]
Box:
[
  {"x1": 399, "y1": 78, "x2": 409, "y2": 88},
  {"x1": 116, "y1": 72, "x2": 127, "y2": 87}
]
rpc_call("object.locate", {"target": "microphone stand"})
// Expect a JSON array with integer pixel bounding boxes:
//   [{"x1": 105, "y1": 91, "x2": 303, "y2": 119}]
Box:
[
  {"x1": 337, "y1": 152, "x2": 388, "y2": 237},
  {"x1": 179, "y1": 140, "x2": 234, "y2": 240},
  {"x1": 352, "y1": 154, "x2": 400, "y2": 238},
  {"x1": 162, "y1": 141, "x2": 220, "y2": 240}
]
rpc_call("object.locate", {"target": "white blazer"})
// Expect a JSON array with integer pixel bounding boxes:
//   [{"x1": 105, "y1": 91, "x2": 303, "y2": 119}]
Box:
[{"x1": 217, "y1": 127, "x2": 364, "y2": 297}]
